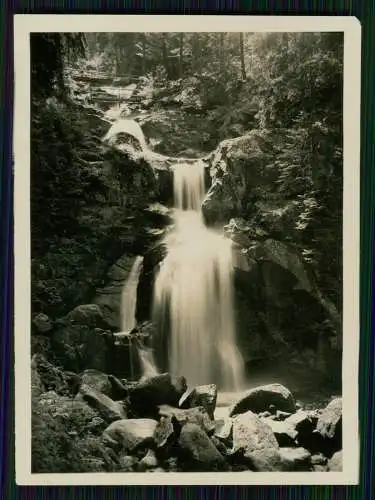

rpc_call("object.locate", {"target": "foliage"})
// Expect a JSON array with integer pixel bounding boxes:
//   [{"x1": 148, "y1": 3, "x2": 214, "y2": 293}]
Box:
[{"x1": 31, "y1": 391, "x2": 117, "y2": 472}]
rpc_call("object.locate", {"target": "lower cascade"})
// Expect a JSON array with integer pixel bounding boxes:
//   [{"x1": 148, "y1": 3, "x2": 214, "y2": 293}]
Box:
[
  {"x1": 120, "y1": 255, "x2": 144, "y2": 333},
  {"x1": 152, "y1": 161, "x2": 245, "y2": 391}
]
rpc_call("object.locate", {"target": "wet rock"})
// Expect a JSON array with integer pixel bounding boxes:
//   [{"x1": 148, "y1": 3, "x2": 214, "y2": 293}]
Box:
[
  {"x1": 231, "y1": 411, "x2": 281, "y2": 471},
  {"x1": 79, "y1": 384, "x2": 126, "y2": 423},
  {"x1": 158, "y1": 405, "x2": 215, "y2": 435},
  {"x1": 316, "y1": 398, "x2": 342, "y2": 445},
  {"x1": 178, "y1": 423, "x2": 228, "y2": 471},
  {"x1": 153, "y1": 416, "x2": 175, "y2": 450},
  {"x1": 279, "y1": 447, "x2": 312, "y2": 471},
  {"x1": 179, "y1": 384, "x2": 217, "y2": 419},
  {"x1": 327, "y1": 450, "x2": 343, "y2": 471},
  {"x1": 229, "y1": 383, "x2": 296, "y2": 417},
  {"x1": 261, "y1": 417, "x2": 298, "y2": 447},
  {"x1": 33, "y1": 313, "x2": 53, "y2": 334},
  {"x1": 129, "y1": 373, "x2": 187, "y2": 417},
  {"x1": 103, "y1": 418, "x2": 158, "y2": 453},
  {"x1": 80, "y1": 369, "x2": 112, "y2": 397},
  {"x1": 137, "y1": 449, "x2": 159, "y2": 471}
]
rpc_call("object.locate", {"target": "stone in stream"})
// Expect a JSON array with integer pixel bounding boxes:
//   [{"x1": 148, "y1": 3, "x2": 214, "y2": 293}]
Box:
[
  {"x1": 229, "y1": 383, "x2": 296, "y2": 417},
  {"x1": 178, "y1": 423, "x2": 229, "y2": 471},
  {"x1": 158, "y1": 405, "x2": 216, "y2": 435},
  {"x1": 78, "y1": 384, "x2": 126, "y2": 423},
  {"x1": 103, "y1": 418, "x2": 158, "y2": 453},
  {"x1": 179, "y1": 384, "x2": 217, "y2": 420},
  {"x1": 327, "y1": 450, "x2": 343, "y2": 471},
  {"x1": 231, "y1": 411, "x2": 282, "y2": 471},
  {"x1": 316, "y1": 398, "x2": 342, "y2": 456},
  {"x1": 129, "y1": 373, "x2": 187, "y2": 417}
]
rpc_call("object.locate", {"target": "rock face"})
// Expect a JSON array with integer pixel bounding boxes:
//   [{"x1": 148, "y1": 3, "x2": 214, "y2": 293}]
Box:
[
  {"x1": 129, "y1": 373, "x2": 187, "y2": 417},
  {"x1": 179, "y1": 384, "x2": 217, "y2": 420},
  {"x1": 103, "y1": 418, "x2": 158, "y2": 453},
  {"x1": 229, "y1": 384, "x2": 296, "y2": 417},
  {"x1": 178, "y1": 423, "x2": 228, "y2": 471}
]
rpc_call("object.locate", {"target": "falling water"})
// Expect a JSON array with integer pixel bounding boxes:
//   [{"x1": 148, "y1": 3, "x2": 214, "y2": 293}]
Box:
[
  {"x1": 152, "y1": 161, "x2": 245, "y2": 391},
  {"x1": 120, "y1": 256, "x2": 144, "y2": 333}
]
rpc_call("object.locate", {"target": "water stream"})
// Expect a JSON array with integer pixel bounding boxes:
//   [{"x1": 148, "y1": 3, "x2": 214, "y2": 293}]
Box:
[{"x1": 152, "y1": 161, "x2": 245, "y2": 391}]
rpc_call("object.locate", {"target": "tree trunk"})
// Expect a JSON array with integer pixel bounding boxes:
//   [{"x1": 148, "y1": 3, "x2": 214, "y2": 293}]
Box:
[
  {"x1": 179, "y1": 33, "x2": 184, "y2": 79},
  {"x1": 239, "y1": 33, "x2": 247, "y2": 80}
]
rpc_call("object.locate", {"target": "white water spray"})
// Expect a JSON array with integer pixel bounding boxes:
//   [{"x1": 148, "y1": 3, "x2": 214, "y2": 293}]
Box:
[{"x1": 152, "y1": 161, "x2": 245, "y2": 391}]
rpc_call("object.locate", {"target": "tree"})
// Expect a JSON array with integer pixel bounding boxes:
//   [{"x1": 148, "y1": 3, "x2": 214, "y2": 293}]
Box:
[{"x1": 239, "y1": 33, "x2": 247, "y2": 80}]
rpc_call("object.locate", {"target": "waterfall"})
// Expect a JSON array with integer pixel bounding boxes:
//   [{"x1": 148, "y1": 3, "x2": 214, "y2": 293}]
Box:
[
  {"x1": 120, "y1": 256, "x2": 144, "y2": 333},
  {"x1": 152, "y1": 161, "x2": 245, "y2": 391},
  {"x1": 103, "y1": 119, "x2": 148, "y2": 151}
]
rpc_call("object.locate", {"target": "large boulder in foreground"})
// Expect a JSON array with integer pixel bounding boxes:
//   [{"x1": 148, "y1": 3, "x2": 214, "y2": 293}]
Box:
[
  {"x1": 129, "y1": 373, "x2": 187, "y2": 417},
  {"x1": 231, "y1": 410, "x2": 281, "y2": 471},
  {"x1": 179, "y1": 384, "x2": 217, "y2": 420},
  {"x1": 103, "y1": 418, "x2": 158, "y2": 453},
  {"x1": 316, "y1": 397, "x2": 342, "y2": 456},
  {"x1": 178, "y1": 423, "x2": 228, "y2": 471},
  {"x1": 229, "y1": 383, "x2": 296, "y2": 417}
]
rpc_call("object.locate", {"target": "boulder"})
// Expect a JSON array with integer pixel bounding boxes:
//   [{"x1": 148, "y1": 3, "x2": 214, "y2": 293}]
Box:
[
  {"x1": 327, "y1": 450, "x2": 343, "y2": 471},
  {"x1": 214, "y1": 418, "x2": 234, "y2": 443},
  {"x1": 316, "y1": 398, "x2": 342, "y2": 455},
  {"x1": 153, "y1": 416, "x2": 175, "y2": 450},
  {"x1": 129, "y1": 373, "x2": 187, "y2": 417},
  {"x1": 178, "y1": 423, "x2": 228, "y2": 471},
  {"x1": 279, "y1": 447, "x2": 312, "y2": 471},
  {"x1": 33, "y1": 313, "x2": 53, "y2": 334},
  {"x1": 311, "y1": 453, "x2": 328, "y2": 466},
  {"x1": 229, "y1": 383, "x2": 296, "y2": 417},
  {"x1": 51, "y1": 324, "x2": 114, "y2": 374},
  {"x1": 137, "y1": 449, "x2": 159, "y2": 471},
  {"x1": 119, "y1": 455, "x2": 138, "y2": 471},
  {"x1": 78, "y1": 384, "x2": 126, "y2": 423},
  {"x1": 283, "y1": 409, "x2": 319, "y2": 451},
  {"x1": 231, "y1": 411, "x2": 281, "y2": 471},
  {"x1": 103, "y1": 418, "x2": 158, "y2": 453},
  {"x1": 80, "y1": 369, "x2": 112, "y2": 397},
  {"x1": 158, "y1": 405, "x2": 216, "y2": 435},
  {"x1": 179, "y1": 384, "x2": 217, "y2": 419},
  {"x1": 260, "y1": 417, "x2": 298, "y2": 447},
  {"x1": 108, "y1": 375, "x2": 129, "y2": 400},
  {"x1": 61, "y1": 304, "x2": 104, "y2": 328}
]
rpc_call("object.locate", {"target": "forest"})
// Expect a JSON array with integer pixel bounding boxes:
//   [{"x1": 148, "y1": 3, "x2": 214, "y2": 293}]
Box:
[{"x1": 30, "y1": 31, "x2": 343, "y2": 474}]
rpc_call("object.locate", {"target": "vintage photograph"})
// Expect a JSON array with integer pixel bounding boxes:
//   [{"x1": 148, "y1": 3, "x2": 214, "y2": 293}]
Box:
[{"x1": 14, "y1": 15, "x2": 360, "y2": 485}]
